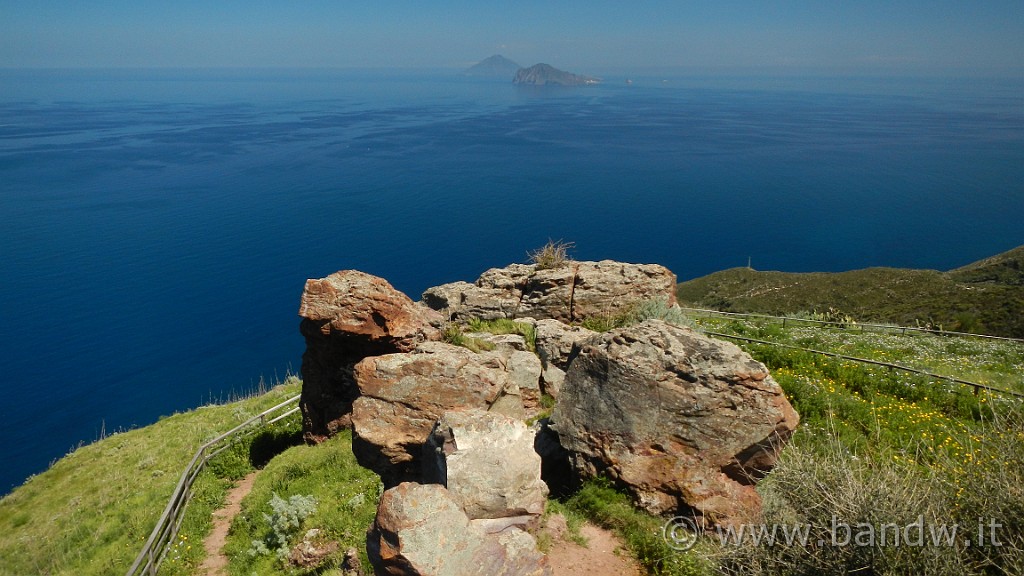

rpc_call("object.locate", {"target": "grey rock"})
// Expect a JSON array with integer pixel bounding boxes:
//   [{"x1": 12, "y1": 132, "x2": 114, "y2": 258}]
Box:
[
  {"x1": 423, "y1": 409, "x2": 548, "y2": 521},
  {"x1": 468, "y1": 332, "x2": 531, "y2": 353},
  {"x1": 422, "y1": 260, "x2": 677, "y2": 324},
  {"x1": 552, "y1": 320, "x2": 799, "y2": 526},
  {"x1": 368, "y1": 482, "x2": 551, "y2": 576}
]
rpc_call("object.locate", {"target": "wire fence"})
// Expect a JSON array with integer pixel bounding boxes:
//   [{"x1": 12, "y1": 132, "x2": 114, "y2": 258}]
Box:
[
  {"x1": 680, "y1": 307, "x2": 1024, "y2": 344},
  {"x1": 701, "y1": 330, "x2": 1024, "y2": 400},
  {"x1": 125, "y1": 394, "x2": 301, "y2": 576}
]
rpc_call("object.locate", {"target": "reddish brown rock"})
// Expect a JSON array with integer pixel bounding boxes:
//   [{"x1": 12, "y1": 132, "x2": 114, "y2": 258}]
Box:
[
  {"x1": 298, "y1": 270, "x2": 442, "y2": 443},
  {"x1": 551, "y1": 319, "x2": 799, "y2": 527},
  {"x1": 351, "y1": 342, "x2": 541, "y2": 484}
]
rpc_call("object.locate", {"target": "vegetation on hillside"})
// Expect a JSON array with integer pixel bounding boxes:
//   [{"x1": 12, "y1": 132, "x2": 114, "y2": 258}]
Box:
[
  {"x1": 676, "y1": 244, "x2": 1024, "y2": 338},
  {"x1": 0, "y1": 378, "x2": 302, "y2": 576},
  {"x1": 223, "y1": 430, "x2": 381, "y2": 575},
  {"x1": 696, "y1": 315, "x2": 1024, "y2": 575}
]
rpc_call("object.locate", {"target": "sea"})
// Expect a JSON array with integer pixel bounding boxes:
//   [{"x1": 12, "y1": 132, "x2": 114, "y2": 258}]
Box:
[{"x1": 1, "y1": 68, "x2": 1022, "y2": 494}]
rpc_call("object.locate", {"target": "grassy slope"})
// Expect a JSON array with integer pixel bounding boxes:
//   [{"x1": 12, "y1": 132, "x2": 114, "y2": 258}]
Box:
[
  {"x1": 222, "y1": 430, "x2": 381, "y2": 575},
  {"x1": 0, "y1": 379, "x2": 301, "y2": 576},
  {"x1": 697, "y1": 316, "x2": 1024, "y2": 575},
  {"x1": 676, "y1": 245, "x2": 1024, "y2": 337}
]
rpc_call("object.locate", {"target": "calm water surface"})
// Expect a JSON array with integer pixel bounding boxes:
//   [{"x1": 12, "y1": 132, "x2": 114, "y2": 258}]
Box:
[{"x1": 1, "y1": 69, "x2": 1022, "y2": 492}]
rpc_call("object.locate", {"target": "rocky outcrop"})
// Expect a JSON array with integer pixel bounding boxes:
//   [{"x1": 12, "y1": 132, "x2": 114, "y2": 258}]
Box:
[
  {"x1": 368, "y1": 482, "x2": 551, "y2": 576},
  {"x1": 298, "y1": 270, "x2": 442, "y2": 442},
  {"x1": 422, "y1": 410, "x2": 548, "y2": 524},
  {"x1": 422, "y1": 260, "x2": 677, "y2": 324},
  {"x1": 297, "y1": 260, "x2": 799, "y2": 546},
  {"x1": 350, "y1": 342, "x2": 542, "y2": 484},
  {"x1": 551, "y1": 319, "x2": 799, "y2": 526}
]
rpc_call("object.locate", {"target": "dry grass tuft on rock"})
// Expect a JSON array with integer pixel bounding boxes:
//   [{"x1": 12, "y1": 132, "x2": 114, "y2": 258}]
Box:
[{"x1": 528, "y1": 239, "x2": 575, "y2": 270}]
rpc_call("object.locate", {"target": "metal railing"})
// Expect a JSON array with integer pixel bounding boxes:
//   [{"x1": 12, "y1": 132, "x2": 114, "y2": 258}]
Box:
[
  {"x1": 681, "y1": 307, "x2": 1024, "y2": 344},
  {"x1": 125, "y1": 393, "x2": 301, "y2": 576}
]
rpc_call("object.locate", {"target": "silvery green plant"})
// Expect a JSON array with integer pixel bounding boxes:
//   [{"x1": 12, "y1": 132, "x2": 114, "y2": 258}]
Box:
[{"x1": 248, "y1": 493, "x2": 317, "y2": 559}]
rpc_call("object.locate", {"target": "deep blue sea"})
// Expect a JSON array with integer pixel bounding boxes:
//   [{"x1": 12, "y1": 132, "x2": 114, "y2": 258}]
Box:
[{"x1": 1, "y1": 68, "x2": 1022, "y2": 493}]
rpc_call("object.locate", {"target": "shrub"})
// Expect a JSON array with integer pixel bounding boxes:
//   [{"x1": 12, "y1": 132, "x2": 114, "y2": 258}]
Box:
[
  {"x1": 528, "y1": 239, "x2": 575, "y2": 270},
  {"x1": 581, "y1": 297, "x2": 694, "y2": 332},
  {"x1": 248, "y1": 493, "x2": 317, "y2": 560},
  {"x1": 715, "y1": 406, "x2": 1024, "y2": 576},
  {"x1": 631, "y1": 296, "x2": 695, "y2": 328}
]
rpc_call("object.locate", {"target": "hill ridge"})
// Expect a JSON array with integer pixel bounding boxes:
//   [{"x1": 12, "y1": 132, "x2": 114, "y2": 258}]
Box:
[{"x1": 676, "y1": 244, "x2": 1024, "y2": 337}]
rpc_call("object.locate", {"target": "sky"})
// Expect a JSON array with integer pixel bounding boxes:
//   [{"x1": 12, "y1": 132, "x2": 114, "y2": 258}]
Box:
[{"x1": 2, "y1": 1, "x2": 1023, "y2": 75}]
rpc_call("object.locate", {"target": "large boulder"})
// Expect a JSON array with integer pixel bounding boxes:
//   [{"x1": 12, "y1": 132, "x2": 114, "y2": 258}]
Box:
[
  {"x1": 298, "y1": 270, "x2": 442, "y2": 443},
  {"x1": 367, "y1": 482, "x2": 551, "y2": 576},
  {"x1": 551, "y1": 320, "x2": 799, "y2": 526},
  {"x1": 351, "y1": 342, "x2": 541, "y2": 484},
  {"x1": 422, "y1": 409, "x2": 548, "y2": 523},
  {"x1": 422, "y1": 260, "x2": 677, "y2": 323}
]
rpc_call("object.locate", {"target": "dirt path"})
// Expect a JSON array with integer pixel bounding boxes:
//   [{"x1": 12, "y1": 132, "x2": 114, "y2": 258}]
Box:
[
  {"x1": 199, "y1": 472, "x2": 259, "y2": 576},
  {"x1": 197, "y1": 475, "x2": 640, "y2": 576},
  {"x1": 547, "y1": 520, "x2": 644, "y2": 576}
]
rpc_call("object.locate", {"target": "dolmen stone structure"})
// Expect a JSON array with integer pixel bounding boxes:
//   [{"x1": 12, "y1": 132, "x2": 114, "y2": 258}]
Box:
[{"x1": 296, "y1": 260, "x2": 799, "y2": 575}]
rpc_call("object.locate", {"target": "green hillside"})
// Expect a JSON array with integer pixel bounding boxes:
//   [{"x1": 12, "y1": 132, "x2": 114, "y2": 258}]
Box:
[{"x1": 676, "y1": 245, "x2": 1024, "y2": 338}]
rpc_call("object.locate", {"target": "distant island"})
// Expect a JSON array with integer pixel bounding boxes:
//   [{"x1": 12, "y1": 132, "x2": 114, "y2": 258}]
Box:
[
  {"x1": 513, "y1": 63, "x2": 600, "y2": 86},
  {"x1": 463, "y1": 56, "x2": 601, "y2": 86},
  {"x1": 462, "y1": 54, "x2": 521, "y2": 79}
]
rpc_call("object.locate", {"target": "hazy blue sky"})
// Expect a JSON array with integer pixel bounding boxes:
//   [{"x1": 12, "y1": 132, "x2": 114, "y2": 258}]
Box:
[{"x1": 3, "y1": 1, "x2": 1022, "y2": 75}]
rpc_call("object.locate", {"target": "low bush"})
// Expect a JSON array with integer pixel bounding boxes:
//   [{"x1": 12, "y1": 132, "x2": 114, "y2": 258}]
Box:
[
  {"x1": 716, "y1": 404, "x2": 1024, "y2": 575},
  {"x1": 248, "y1": 493, "x2": 318, "y2": 560},
  {"x1": 581, "y1": 296, "x2": 694, "y2": 332}
]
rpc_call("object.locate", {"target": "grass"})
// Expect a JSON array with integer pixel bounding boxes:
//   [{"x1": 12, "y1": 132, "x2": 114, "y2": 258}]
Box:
[
  {"x1": 539, "y1": 499, "x2": 589, "y2": 550},
  {"x1": 467, "y1": 317, "x2": 538, "y2": 352},
  {"x1": 714, "y1": 405, "x2": 1024, "y2": 576},
  {"x1": 441, "y1": 323, "x2": 496, "y2": 353},
  {"x1": 688, "y1": 316, "x2": 1024, "y2": 575},
  {"x1": 562, "y1": 478, "x2": 712, "y2": 576},
  {"x1": 223, "y1": 429, "x2": 382, "y2": 575},
  {"x1": 554, "y1": 315, "x2": 1023, "y2": 575},
  {"x1": 0, "y1": 378, "x2": 302, "y2": 576},
  {"x1": 699, "y1": 316, "x2": 1024, "y2": 393}
]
